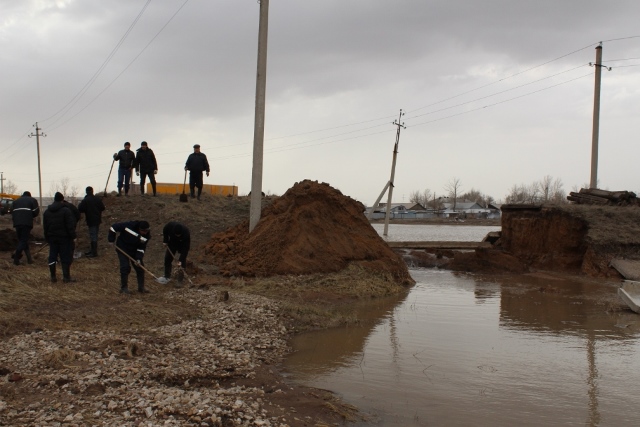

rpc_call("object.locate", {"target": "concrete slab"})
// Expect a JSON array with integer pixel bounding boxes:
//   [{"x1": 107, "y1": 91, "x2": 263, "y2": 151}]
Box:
[{"x1": 610, "y1": 259, "x2": 640, "y2": 281}]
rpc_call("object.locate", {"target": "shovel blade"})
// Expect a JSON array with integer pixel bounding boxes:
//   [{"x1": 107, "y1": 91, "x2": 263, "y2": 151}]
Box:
[{"x1": 156, "y1": 277, "x2": 170, "y2": 285}]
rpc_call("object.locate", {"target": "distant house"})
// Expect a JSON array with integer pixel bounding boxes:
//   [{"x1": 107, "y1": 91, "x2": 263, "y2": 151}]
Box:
[{"x1": 441, "y1": 200, "x2": 494, "y2": 218}]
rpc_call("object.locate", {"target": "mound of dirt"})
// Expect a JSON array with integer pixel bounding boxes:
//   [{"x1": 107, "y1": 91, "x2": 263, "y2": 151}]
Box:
[
  {"x1": 0, "y1": 228, "x2": 16, "y2": 251},
  {"x1": 203, "y1": 180, "x2": 413, "y2": 284}
]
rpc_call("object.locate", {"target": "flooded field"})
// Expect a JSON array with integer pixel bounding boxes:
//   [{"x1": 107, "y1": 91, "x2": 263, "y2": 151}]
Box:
[{"x1": 284, "y1": 227, "x2": 640, "y2": 426}]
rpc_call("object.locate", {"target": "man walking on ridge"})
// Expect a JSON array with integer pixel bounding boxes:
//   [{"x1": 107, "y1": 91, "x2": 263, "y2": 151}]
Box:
[
  {"x1": 184, "y1": 144, "x2": 210, "y2": 200},
  {"x1": 113, "y1": 142, "x2": 135, "y2": 196},
  {"x1": 134, "y1": 141, "x2": 158, "y2": 196}
]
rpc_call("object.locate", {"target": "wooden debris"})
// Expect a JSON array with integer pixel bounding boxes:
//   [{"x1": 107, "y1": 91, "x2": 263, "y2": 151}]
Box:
[{"x1": 567, "y1": 188, "x2": 639, "y2": 206}]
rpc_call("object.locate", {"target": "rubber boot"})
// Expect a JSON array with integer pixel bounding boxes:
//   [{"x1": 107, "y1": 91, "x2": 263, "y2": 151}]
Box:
[
  {"x1": 25, "y1": 248, "x2": 33, "y2": 264},
  {"x1": 120, "y1": 274, "x2": 130, "y2": 294},
  {"x1": 117, "y1": 189, "x2": 122, "y2": 197},
  {"x1": 141, "y1": 185, "x2": 145, "y2": 196},
  {"x1": 86, "y1": 242, "x2": 98, "y2": 258},
  {"x1": 49, "y1": 264, "x2": 57, "y2": 283},
  {"x1": 62, "y1": 263, "x2": 76, "y2": 283},
  {"x1": 152, "y1": 182, "x2": 157, "y2": 196},
  {"x1": 190, "y1": 187, "x2": 195, "y2": 198},
  {"x1": 13, "y1": 250, "x2": 20, "y2": 265},
  {"x1": 137, "y1": 269, "x2": 149, "y2": 293},
  {"x1": 197, "y1": 188, "x2": 202, "y2": 201}
]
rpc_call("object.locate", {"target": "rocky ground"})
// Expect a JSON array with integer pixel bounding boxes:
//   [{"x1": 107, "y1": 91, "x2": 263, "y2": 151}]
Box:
[{"x1": 0, "y1": 186, "x2": 405, "y2": 426}]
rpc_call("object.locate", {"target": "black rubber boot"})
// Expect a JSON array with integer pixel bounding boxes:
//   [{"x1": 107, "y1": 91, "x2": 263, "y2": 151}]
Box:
[
  {"x1": 13, "y1": 251, "x2": 20, "y2": 265},
  {"x1": 86, "y1": 242, "x2": 98, "y2": 258},
  {"x1": 137, "y1": 270, "x2": 149, "y2": 293},
  {"x1": 197, "y1": 188, "x2": 202, "y2": 200},
  {"x1": 62, "y1": 263, "x2": 76, "y2": 283},
  {"x1": 152, "y1": 182, "x2": 157, "y2": 196},
  {"x1": 190, "y1": 187, "x2": 195, "y2": 198},
  {"x1": 140, "y1": 185, "x2": 145, "y2": 195},
  {"x1": 49, "y1": 264, "x2": 57, "y2": 283},
  {"x1": 120, "y1": 274, "x2": 129, "y2": 294},
  {"x1": 117, "y1": 189, "x2": 122, "y2": 197},
  {"x1": 25, "y1": 248, "x2": 33, "y2": 264}
]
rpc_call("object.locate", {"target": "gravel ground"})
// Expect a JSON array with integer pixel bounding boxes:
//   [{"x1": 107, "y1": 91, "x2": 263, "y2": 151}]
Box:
[{"x1": 0, "y1": 288, "x2": 306, "y2": 427}]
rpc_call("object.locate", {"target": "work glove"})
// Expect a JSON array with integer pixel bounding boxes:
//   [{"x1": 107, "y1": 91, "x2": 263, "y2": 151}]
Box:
[
  {"x1": 136, "y1": 172, "x2": 140, "y2": 176},
  {"x1": 177, "y1": 261, "x2": 182, "y2": 267},
  {"x1": 184, "y1": 167, "x2": 188, "y2": 171},
  {"x1": 113, "y1": 153, "x2": 117, "y2": 159},
  {"x1": 154, "y1": 170, "x2": 157, "y2": 175},
  {"x1": 206, "y1": 172, "x2": 210, "y2": 177}
]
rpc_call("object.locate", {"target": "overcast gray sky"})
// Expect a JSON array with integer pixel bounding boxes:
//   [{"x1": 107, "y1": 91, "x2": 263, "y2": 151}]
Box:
[{"x1": 1, "y1": 0, "x2": 639, "y2": 204}]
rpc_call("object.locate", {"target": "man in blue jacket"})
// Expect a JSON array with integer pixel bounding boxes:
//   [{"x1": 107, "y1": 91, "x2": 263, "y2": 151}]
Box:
[
  {"x1": 43, "y1": 192, "x2": 77, "y2": 283},
  {"x1": 108, "y1": 220, "x2": 151, "y2": 294},
  {"x1": 11, "y1": 191, "x2": 39, "y2": 265},
  {"x1": 113, "y1": 142, "x2": 135, "y2": 196}
]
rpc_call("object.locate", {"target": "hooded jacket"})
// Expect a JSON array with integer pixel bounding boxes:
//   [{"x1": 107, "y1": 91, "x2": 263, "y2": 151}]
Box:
[
  {"x1": 135, "y1": 147, "x2": 158, "y2": 174},
  {"x1": 43, "y1": 202, "x2": 76, "y2": 241},
  {"x1": 11, "y1": 194, "x2": 39, "y2": 228}
]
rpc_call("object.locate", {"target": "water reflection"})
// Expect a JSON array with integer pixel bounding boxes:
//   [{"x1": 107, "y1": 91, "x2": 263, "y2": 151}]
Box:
[{"x1": 284, "y1": 270, "x2": 640, "y2": 426}]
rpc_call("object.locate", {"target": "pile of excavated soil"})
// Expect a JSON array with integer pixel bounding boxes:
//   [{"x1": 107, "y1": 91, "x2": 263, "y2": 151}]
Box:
[
  {"x1": 203, "y1": 180, "x2": 413, "y2": 284},
  {"x1": 0, "y1": 228, "x2": 16, "y2": 251}
]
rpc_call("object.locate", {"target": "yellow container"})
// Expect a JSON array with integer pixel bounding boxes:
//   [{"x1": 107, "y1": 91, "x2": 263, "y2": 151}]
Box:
[{"x1": 148, "y1": 183, "x2": 238, "y2": 196}]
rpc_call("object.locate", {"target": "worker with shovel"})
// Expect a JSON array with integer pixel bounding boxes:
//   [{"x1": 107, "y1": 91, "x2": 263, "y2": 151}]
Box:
[
  {"x1": 108, "y1": 220, "x2": 151, "y2": 294},
  {"x1": 162, "y1": 221, "x2": 190, "y2": 285}
]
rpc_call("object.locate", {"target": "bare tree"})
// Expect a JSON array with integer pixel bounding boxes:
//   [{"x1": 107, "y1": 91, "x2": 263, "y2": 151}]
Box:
[
  {"x1": 2, "y1": 180, "x2": 18, "y2": 195},
  {"x1": 49, "y1": 177, "x2": 80, "y2": 203},
  {"x1": 409, "y1": 188, "x2": 433, "y2": 208},
  {"x1": 506, "y1": 176, "x2": 567, "y2": 204},
  {"x1": 444, "y1": 177, "x2": 462, "y2": 211},
  {"x1": 460, "y1": 188, "x2": 494, "y2": 208}
]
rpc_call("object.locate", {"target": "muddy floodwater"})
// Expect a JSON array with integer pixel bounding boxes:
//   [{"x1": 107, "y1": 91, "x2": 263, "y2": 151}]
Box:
[{"x1": 284, "y1": 228, "x2": 640, "y2": 426}]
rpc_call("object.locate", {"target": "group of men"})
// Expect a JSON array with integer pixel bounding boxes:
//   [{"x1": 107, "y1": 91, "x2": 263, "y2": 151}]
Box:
[
  {"x1": 114, "y1": 141, "x2": 210, "y2": 200},
  {"x1": 11, "y1": 188, "x2": 191, "y2": 293}
]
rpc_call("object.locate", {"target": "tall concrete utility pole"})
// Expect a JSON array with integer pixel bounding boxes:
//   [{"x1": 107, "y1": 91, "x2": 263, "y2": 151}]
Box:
[
  {"x1": 383, "y1": 110, "x2": 406, "y2": 237},
  {"x1": 0, "y1": 172, "x2": 5, "y2": 194},
  {"x1": 249, "y1": 0, "x2": 269, "y2": 233},
  {"x1": 589, "y1": 43, "x2": 611, "y2": 189},
  {"x1": 28, "y1": 122, "x2": 46, "y2": 224}
]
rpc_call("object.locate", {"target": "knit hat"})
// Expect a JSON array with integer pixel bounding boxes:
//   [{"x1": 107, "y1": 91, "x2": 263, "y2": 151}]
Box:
[
  {"x1": 124, "y1": 142, "x2": 130, "y2": 147},
  {"x1": 173, "y1": 224, "x2": 184, "y2": 236},
  {"x1": 54, "y1": 192, "x2": 64, "y2": 202},
  {"x1": 86, "y1": 186, "x2": 94, "y2": 195},
  {"x1": 141, "y1": 141, "x2": 148, "y2": 146},
  {"x1": 138, "y1": 221, "x2": 150, "y2": 231},
  {"x1": 193, "y1": 144, "x2": 200, "y2": 149},
  {"x1": 22, "y1": 191, "x2": 31, "y2": 197}
]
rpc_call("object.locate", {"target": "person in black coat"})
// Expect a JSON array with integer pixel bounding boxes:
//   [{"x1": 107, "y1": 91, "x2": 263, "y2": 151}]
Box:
[
  {"x1": 78, "y1": 186, "x2": 106, "y2": 258},
  {"x1": 108, "y1": 220, "x2": 151, "y2": 294},
  {"x1": 113, "y1": 142, "x2": 135, "y2": 196},
  {"x1": 11, "y1": 191, "x2": 39, "y2": 265},
  {"x1": 184, "y1": 144, "x2": 210, "y2": 200},
  {"x1": 162, "y1": 221, "x2": 190, "y2": 281},
  {"x1": 134, "y1": 141, "x2": 158, "y2": 196},
  {"x1": 43, "y1": 192, "x2": 77, "y2": 283}
]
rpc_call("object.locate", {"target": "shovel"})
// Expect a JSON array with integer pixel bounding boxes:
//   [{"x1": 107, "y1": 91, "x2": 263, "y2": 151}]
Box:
[
  {"x1": 103, "y1": 158, "x2": 115, "y2": 197},
  {"x1": 180, "y1": 170, "x2": 188, "y2": 203},
  {"x1": 114, "y1": 245, "x2": 169, "y2": 285},
  {"x1": 167, "y1": 247, "x2": 194, "y2": 286}
]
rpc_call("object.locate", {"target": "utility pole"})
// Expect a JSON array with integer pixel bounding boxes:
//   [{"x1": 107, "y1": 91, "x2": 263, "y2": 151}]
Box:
[
  {"x1": 589, "y1": 43, "x2": 611, "y2": 189},
  {"x1": 249, "y1": 0, "x2": 269, "y2": 233},
  {"x1": 28, "y1": 122, "x2": 46, "y2": 225},
  {"x1": 383, "y1": 110, "x2": 406, "y2": 237},
  {"x1": 0, "y1": 172, "x2": 5, "y2": 194}
]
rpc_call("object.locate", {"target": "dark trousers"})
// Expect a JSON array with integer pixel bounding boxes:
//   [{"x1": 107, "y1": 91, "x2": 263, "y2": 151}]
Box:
[
  {"x1": 139, "y1": 172, "x2": 157, "y2": 194},
  {"x1": 117, "y1": 168, "x2": 131, "y2": 193},
  {"x1": 116, "y1": 247, "x2": 144, "y2": 288},
  {"x1": 14, "y1": 225, "x2": 31, "y2": 258},
  {"x1": 189, "y1": 171, "x2": 204, "y2": 195},
  {"x1": 88, "y1": 225, "x2": 99, "y2": 243},
  {"x1": 48, "y1": 238, "x2": 72, "y2": 266}
]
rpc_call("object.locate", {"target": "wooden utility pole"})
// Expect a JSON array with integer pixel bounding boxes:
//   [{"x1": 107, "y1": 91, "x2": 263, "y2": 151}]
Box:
[
  {"x1": 383, "y1": 110, "x2": 406, "y2": 237},
  {"x1": 28, "y1": 122, "x2": 46, "y2": 224},
  {"x1": 249, "y1": 0, "x2": 269, "y2": 233},
  {"x1": 589, "y1": 43, "x2": 610, "y2": 189}
]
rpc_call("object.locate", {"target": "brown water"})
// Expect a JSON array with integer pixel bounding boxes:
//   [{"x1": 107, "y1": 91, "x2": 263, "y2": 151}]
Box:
[{"x1": 284, "y1": 269, "x2": 640, "y2": 426}]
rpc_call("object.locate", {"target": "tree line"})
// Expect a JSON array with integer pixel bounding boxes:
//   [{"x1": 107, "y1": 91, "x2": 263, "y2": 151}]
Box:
[{"x1": 410, "y1": 175, "x2": 568, "y2": 209}]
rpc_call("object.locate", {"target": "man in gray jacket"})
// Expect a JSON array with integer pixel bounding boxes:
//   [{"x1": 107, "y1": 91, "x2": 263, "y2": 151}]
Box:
[{"x1": 11, "y1": 191, "x2": 39, "y2": 265}]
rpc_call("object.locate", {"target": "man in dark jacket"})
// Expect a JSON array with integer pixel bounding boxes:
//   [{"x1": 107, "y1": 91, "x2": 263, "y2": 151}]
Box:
[
  {"x1": 11, "y1": 191, "x2": 39, "y2": 265},
  {"x1": 162, "y1": 221, "x2": 190, "y2": 282},
  {"x1": 43, "y1": 192, "x2": 77, "y2": 283},
  {"x1": 113, "y1": 142, "x2": 135, "y2": 196},
  {"x1": 134, "y1": 141, "x2": 158, "y2": 196},
  {"x1": 108, "y1": 220, "x2": 151, "y2": 294},
  {"x1": 78, "y1": 186, "x2": 106, "y2": 258},
  {"x1": 184, "y1": 144, "x2": 210, "y2": 200}
]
